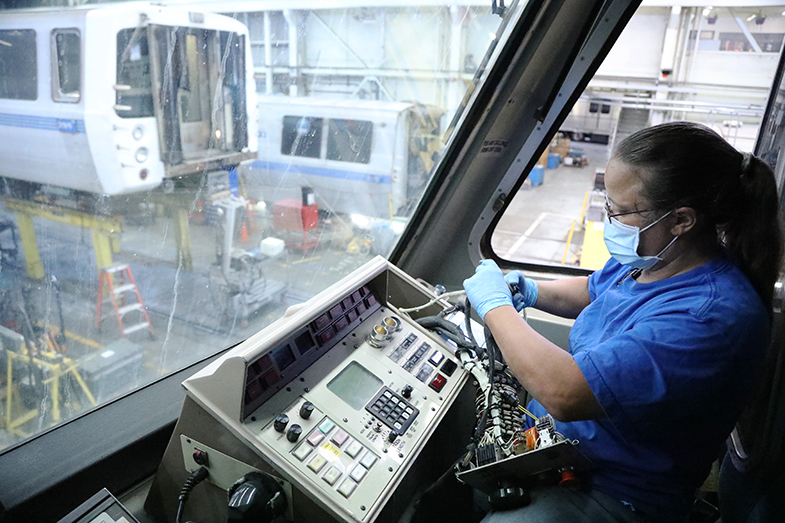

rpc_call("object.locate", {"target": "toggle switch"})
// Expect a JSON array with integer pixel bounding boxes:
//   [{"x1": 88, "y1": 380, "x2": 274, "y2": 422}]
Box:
[{"x1": 401, "y1": 384, "x2": 413, "y2": 399}]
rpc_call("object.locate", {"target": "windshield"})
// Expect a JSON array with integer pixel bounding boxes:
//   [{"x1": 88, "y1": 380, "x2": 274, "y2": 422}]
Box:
[{"x1": 0, "y1": 2, "x2": 507, "y2": 450}]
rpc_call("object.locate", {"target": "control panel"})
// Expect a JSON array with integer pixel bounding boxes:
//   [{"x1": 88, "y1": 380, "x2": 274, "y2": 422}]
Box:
[{"x1": 182, "y1": 257, "x2": 469, "y2": 523}]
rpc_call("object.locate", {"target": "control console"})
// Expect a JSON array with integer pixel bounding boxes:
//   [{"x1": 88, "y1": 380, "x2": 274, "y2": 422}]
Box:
[{"x1": 180, "y1": 257, "x2": 469, "y2": 523}]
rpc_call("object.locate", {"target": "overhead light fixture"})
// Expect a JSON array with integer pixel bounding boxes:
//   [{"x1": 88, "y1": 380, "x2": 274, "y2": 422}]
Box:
[{"x1": 747, "y1": 14, "x2": 756, "y2": 22}]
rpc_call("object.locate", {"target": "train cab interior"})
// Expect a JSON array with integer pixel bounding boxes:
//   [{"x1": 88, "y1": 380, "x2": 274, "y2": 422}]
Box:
[{"x1": 1, "y1": 0, "x2": 785, "y2": 522}]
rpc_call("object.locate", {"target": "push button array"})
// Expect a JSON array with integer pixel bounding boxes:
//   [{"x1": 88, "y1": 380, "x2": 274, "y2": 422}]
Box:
[{"x1": 290, "y1": 415, "x2": 379, "y2": 500}]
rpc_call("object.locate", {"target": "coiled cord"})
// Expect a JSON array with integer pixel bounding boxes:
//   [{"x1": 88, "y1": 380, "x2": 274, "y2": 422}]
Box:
[{"x1": 176, "y1": 466, "x2": 209, "y2": 523}]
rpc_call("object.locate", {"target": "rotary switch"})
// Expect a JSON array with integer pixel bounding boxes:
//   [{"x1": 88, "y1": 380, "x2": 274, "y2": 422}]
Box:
[
  {"x1": 273, "y1": 414, "x2": 289, "y2": 433},
  {"x1": 299, "y1": 401, "x2": 314, "y2": 419},
  {"x1": 286, "y1": 424, "x2": 302, "y2": 443}
]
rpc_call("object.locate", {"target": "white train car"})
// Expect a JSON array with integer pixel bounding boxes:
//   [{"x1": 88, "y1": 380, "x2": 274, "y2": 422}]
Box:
[
  {"x1": 560, "y1": 99, "x2": 619, "y2": 144},
  {"x1": 0, "y1": 3, "x2": 258, "y2": 196},
  {"x1": 241, "y1": 95, "x2": 442, "y2": 219}
]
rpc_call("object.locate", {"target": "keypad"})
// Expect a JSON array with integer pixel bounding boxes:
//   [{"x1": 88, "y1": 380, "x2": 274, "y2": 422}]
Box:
[{"x1": 365, "y1": 386, "x2": 419, "y2": 433}]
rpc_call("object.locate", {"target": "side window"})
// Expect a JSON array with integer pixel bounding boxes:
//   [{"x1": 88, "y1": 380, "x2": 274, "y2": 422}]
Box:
[
  {"x1": 116, "y1": 28, "x2": 153, "y2": 118},
  {"x1": 281, "y1": 116, "x2": 322, "y2": 158},
  {"x1": 52, "y1": 29, "x2": 81, "y2": 103},
  {"x1": 326, "y1": 119, "x2": 373, "y2": 164},
  {"x1": 0, "y1": 29, "x2": 37, "y2": 100}
]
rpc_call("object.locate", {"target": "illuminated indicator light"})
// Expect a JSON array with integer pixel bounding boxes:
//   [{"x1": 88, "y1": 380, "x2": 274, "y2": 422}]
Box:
[
  {"x1": 139, "y1": 169, "x2": 148, "y2": 180},
  {"x1": 215, "y1": 129, "x2": 222, "y2": 140}
]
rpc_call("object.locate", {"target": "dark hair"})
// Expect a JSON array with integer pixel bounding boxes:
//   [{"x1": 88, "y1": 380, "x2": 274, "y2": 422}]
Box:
[{"x1": 613, "y1": 121, "x2": 783, "y2": 309}]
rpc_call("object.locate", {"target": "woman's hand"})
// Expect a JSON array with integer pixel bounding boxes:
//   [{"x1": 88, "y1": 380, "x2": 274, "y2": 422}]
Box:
[
  {"x1": 504, "y1": 271, "x2": 539, "y2": 311},
  {"x1": 463, "y1": 260, "x2": 513, "y2": 321}
]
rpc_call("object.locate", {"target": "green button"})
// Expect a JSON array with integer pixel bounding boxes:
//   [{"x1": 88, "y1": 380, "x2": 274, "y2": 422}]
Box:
[{"x1": 319, "y1": 419, "x2": 336, "y2": 434}]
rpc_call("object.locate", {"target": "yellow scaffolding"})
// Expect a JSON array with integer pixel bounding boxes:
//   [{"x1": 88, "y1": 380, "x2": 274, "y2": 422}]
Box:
[
  {"x1": 4, "y1": 347, "x2": 97, "y2": 438},
  {"x1": 3, "y1": 198, "x2": 122, "y2": 280}
]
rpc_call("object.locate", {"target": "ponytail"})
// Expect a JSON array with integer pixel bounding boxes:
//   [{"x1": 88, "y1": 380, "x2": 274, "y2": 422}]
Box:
[
  {"x1": 721, "y1": 154, "x2": 783, "y2": 310},
  {"x1": 613, "y1": 122, "x2": 783, "y2": 311}
]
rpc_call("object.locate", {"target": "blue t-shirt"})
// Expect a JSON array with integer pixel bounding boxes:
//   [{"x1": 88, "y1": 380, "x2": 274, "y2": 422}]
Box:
[{"x1": 525, "y1": 256, "x2": 769, "y2": 519}]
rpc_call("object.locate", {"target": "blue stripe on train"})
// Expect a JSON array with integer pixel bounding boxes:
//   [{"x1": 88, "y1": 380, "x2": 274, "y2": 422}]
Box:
[
  {"x1": 0, "y1": 113, "x2": 86, "y2": 134},
  {"x1": 249, "y1": 160, "x2": 392, "y2": 185}
]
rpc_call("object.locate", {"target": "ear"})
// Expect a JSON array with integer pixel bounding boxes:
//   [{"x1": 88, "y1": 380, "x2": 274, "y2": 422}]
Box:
[{"x1": 670, "y1": 206, "x2": 697, "y2": 236}]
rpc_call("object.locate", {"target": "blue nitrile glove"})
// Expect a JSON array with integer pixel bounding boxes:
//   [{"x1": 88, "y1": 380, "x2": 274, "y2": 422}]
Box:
[
  {"x1": 504, "y1": 271, "x2": 539, "y2": 311},
  {"x1": 463, "y1": 260, "x2": 513, "y2": 321}
]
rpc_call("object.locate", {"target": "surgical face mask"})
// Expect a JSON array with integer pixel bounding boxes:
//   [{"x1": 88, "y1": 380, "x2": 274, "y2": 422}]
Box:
[{"x1": 603, "y1": 210, "x2": 678, "y2": 270}]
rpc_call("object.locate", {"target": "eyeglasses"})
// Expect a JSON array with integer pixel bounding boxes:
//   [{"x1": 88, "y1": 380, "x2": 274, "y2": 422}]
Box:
[{"x1": 604, "y1": 195, "x2": 656, "y2": 223}]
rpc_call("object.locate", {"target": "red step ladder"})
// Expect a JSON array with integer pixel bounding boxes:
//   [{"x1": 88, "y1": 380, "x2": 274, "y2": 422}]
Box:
[{"x1": 96, "y1": 264, "x2": 154, "y2": 338}]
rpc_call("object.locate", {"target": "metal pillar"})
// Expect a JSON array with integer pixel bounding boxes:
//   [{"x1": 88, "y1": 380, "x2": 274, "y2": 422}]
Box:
[
  {"x1": 264, "y1": 11, "x2": 274, "y2": 94},
  {"x1": 283, "y1": 9, "x2": 299, "y2": 96},
  {"x1": 174, "y1": 208, "x2": 194, "y2": 271},
  {"x1": 14, "y1": 212, "x2": 45, "y2": 280}
]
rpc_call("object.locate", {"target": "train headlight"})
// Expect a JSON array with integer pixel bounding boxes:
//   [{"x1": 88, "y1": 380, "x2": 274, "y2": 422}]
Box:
[
  {"x1": 132, "y1": 125, "x2": 145, "y2": 141},
  {"x1": 135, "y1": 147, "x2": 149, "y2": 163}
]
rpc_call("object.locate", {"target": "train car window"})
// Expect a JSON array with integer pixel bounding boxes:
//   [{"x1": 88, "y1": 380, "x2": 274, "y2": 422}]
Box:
[
  {"x1": 51, "y1": 29, "x2": 80, "y2": 103},
  {"x1": 116, "y1": 28, "x2": 153, "y2": 118},
  {"x1": 491, "y1": 4, "x2": 784, "y2": 272},
  {"x1": 326, "y1": 119, "x2": 373, "y2": 164},
  {"x1": 281, "y1": 116, "x2": 323, "y2": 158},
  {"x1": 0, "y1": 29, "x2": 37, "y2": 100}
]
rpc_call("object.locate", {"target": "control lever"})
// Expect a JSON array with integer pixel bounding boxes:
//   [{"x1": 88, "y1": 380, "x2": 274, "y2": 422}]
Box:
[
  {"x1": 401, "y1": 384, "x2": 413, "y2": 399},
  {"x1": 387, "y1": 430, "x2": 399, "y2": 443}
]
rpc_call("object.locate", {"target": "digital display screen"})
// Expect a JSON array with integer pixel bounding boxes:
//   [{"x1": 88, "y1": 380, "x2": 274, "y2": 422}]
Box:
[{"x1": 327, "y1": 361, "x2": 383, "y2": 411}]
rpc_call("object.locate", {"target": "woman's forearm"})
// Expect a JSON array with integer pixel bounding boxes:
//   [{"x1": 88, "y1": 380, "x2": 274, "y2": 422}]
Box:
[
  {"x1": 531, "y1": 276, "x2": 591, "y2": 319},
  {"x1": 484, "y1": 305, "x2": 602, "y2": 422}
]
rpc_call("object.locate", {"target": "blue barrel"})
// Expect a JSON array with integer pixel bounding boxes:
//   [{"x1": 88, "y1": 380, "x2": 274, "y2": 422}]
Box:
[{"x1": 529, "y1": 166, "x2": 545, "y2": 186}]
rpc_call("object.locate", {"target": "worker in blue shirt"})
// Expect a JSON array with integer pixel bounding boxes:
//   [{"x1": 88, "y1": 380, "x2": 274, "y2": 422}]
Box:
[{"x1": 463, "y1": 122, "x2": 783, "y2": 522}]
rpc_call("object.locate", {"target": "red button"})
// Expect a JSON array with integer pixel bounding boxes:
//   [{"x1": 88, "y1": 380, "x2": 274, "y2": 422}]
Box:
[{"x1": 429, "y1": 373, "x2": 447, "y2": 392}]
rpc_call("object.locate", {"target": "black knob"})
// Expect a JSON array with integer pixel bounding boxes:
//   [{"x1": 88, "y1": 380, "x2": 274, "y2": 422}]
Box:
[
  {"x1": 388, "y1": 430, "x2": 399, "y2": 443},
  {"x1": 299, "y1": 401, "x2": 314, "y2": 419},
  {"x1": 274, "y1": 414, "x2": 289, "y2": 433},
  {"x1": 286, "y1": 424, "x2": 302, "y2": 443},
  {"x1": 401, "y1": 385, "x2": 413, "y2": 399}
]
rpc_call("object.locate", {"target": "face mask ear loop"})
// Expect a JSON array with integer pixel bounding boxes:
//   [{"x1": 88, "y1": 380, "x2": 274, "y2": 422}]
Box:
[{"x1": 655, "y1": 234, "x2": 679, "y2": 259}]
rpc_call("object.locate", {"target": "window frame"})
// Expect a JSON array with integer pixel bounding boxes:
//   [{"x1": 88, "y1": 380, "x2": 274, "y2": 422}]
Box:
[{"x1": 51, "y1": 28, "x2": 81, "y2": 103}]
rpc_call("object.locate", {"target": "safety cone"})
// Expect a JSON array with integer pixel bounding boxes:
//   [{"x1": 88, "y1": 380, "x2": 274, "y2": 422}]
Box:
[{"x1": 240, "y1": 224, "x2": 249, "y2": 243}]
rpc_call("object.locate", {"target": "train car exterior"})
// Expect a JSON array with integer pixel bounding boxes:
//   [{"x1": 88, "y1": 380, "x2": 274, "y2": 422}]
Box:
[
  {"x1": 559, "y1": 99, "x2": 619, "y2": 144},
  {"x1": 0, "y1": 4, "x2": 258, "y2": 196},
  {"x1": 241, "y1": 95, "x2": 442, "y2": 219}
]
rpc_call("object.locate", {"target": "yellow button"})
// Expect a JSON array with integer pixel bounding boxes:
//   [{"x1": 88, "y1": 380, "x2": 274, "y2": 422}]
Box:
[{"x1": 308, "y1": 454, "x2": 327, "y2": 473}]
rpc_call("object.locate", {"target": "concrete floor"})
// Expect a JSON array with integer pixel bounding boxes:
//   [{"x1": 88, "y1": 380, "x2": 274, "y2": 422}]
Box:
[
  {"x1": 0, "y1": 142, "x2": 612, "y2": 450},
  {"x1": 492, "y1": 142, "x2": 611, "y2": 267}
]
